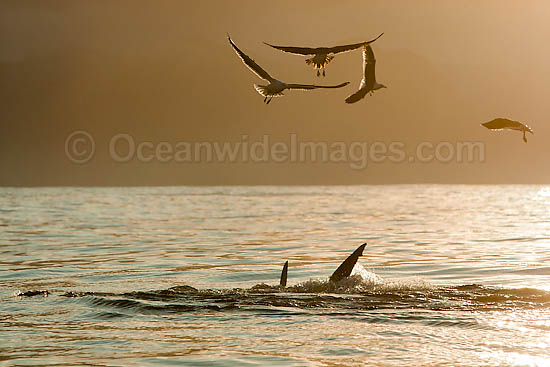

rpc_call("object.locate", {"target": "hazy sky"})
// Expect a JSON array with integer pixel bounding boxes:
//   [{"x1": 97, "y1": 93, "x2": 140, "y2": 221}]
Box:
[{"x1": 1, "y1": 1, "x2": 549, "y2": 185}]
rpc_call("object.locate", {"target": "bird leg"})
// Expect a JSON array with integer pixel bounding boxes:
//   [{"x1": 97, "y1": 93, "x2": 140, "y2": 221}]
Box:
[
  {"x1": 266, "y1": 97, "x2": 272, "y2": 105},
  {"x1": 523, "y1": 131, "x2": 527, "y2": 143},
  {"x1": 264, "y1": 96, "x2": 267, "y2": 103},
  {"x1": 322, "y1": 69, "x2": 326, "y2": 77},
  {"x1": 317, "y1": 70, "x2": 320, "y2": 77}
]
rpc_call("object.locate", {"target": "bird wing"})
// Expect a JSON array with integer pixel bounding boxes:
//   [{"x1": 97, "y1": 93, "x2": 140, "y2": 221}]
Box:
[
  {"x1": 263, "y1": 43, "x2": 318, "y2": 56},
  {"x1": 322, "y1": 41, "x2": 364, "y2": 55},
  {"x1": 364, "y1": 44, "x2": 377, "y2": 85},
  {"x1": 328, "y1": 33, "x2": 384, "y2": 55},
  {"x1": 286, "y1": 82, "x2": 350, "y2": 91},
  {"x1": 228, "y1": 36, "x2": 273, "y2": 82},
  {"x1": 345, "y1": 45, "x2": 376, "y2": 104},
  {"x1": 344, "y1": 88, "x2": 369, "y2": 104},
  {"x1": 264, "y1": 33, "x2": 384, "y2": 56}
]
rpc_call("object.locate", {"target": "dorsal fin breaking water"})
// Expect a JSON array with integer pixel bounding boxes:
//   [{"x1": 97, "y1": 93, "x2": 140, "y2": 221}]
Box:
[
  {"x1": 329, "y1": 243, "x2": 367, "y2": 283},
  {"x1": 280, "y1": 261, "x2": 288, "y2": 289}
]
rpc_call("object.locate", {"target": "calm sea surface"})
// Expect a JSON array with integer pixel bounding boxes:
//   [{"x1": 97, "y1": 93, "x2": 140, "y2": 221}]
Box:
[{"x1": 1, "y1": 185, "x2": 550, "y2": 366}]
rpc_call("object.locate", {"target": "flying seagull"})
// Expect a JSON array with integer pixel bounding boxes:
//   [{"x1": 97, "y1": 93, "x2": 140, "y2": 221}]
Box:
[
  {"x1": 344, "y1": 44, "x2": 386, "y2": 104},
  {"x1": 481, "y1": 118, "x2": 534, "y2": 143},
  {"x1": 228, "y1": 35, "x2": 349, "y2": 104},
  {"x1": 264, "y1": 33, "x2": 384, "y2": 77}
]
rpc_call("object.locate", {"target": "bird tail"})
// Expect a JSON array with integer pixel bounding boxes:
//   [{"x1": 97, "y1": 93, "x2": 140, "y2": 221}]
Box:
[
  {"x1": 305, "y1": 56, "x2": 334, "y2": 68},
  {"x1": 254, "y1": 84, "x2": 269, "y2": 97},
  {"x1": 306, "y1": 55, "x2": 334, "y2": 69},
  {"x1": 254, "y1": 85, "x2": 284, "y2": 97}
]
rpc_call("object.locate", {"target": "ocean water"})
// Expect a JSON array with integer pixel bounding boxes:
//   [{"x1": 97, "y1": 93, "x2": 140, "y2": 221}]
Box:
[{"x1": 1, "y1": 185, "x2": 550, "y2": 366}]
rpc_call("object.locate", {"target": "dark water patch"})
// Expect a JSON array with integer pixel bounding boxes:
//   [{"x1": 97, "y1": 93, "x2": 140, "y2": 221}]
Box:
[
  {"x1": 75, "y1": 295, "x2": 239, "y2": 315},
  {"x1": 453, "y1": 284, "x2": 550, "y2": 309},
  {"x1": 92, "y1": 311, "x2": 130, "y2": 320},
  {"x1": 14, "y1": 289, "x2": 50, "y2": 297},
  {"x1": 511, "y1": 266, "x2": 550, "y2": 275},
  {"x1": 16, "y1": 281, "x2": 550, "y2": 315}
]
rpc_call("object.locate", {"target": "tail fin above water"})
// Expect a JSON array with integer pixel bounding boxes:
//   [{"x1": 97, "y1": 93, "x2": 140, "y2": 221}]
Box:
[
  {"x1": 280, "y1": 261, "x2": 288, "y2": 288},
  {"x1": 329, "y1": 243, "x2": 367, "y2": 282}
]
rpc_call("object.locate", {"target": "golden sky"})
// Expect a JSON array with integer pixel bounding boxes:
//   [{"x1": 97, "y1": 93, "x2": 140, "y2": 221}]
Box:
[{"x1": 1, "y1": 1, "x2": 549, "y2": 185}]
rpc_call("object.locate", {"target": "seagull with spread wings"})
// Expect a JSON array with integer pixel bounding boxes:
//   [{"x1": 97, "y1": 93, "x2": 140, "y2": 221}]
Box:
[
  {"x1": 481, "y1": 118, "x2": 534, "y2": 143},
  {"x1": 264, "y1": 33, "x2": 383, "y2": 77},
  {"x1": 344, "y1": 44, "x2": 386, "y2": 104},
  {"x1": 228, "y1": 35, "x2": 349, "y2": 104}
]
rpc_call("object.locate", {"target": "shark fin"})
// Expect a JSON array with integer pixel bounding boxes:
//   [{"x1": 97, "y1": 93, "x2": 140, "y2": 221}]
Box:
[
  {"x1": 280, "y1": 261, "x2": 288, "y2": 288},
  {"x1": 329, "y1": 243, "x2": 367, "y2": 282}
]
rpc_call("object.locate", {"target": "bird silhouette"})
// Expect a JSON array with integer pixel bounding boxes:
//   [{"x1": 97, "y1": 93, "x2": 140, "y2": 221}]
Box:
[
  {"x1": 264, "y1": 33, "x2": 384, "y2": 77},
  {"x1": 345, "y1": 44, "x2": 386, "y2": 104},
  {"x1": 481, "y1": 118, "x2": 534, "y2": 143},
  {"x1": 228, "y1": 35, "x2": 349, "y2": 104}
]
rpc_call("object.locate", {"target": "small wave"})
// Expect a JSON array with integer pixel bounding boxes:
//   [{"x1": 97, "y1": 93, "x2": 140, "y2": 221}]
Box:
[
  {"x1": 14, "y1": 278, "x2": 550, "y2": 314},
  {"x1": 92, "y1": 311, "x2": 130, "y2": 320},
  {"x1": 73, "y1": 295, "x2": 238, "y2": 315},
  {"x1": 283, "y1": 265, "x2": 433, "y2": 295}
]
